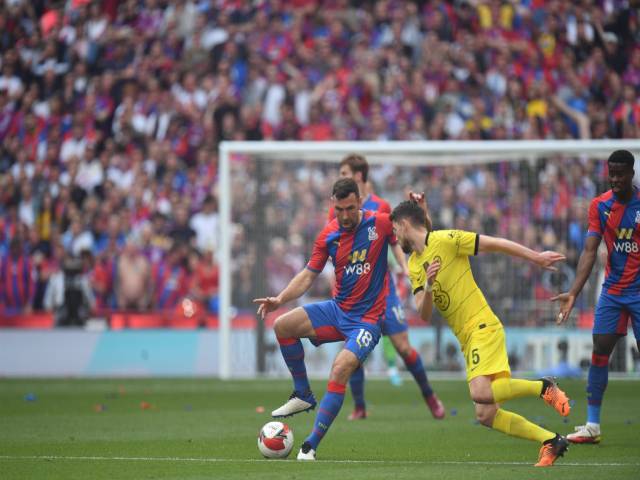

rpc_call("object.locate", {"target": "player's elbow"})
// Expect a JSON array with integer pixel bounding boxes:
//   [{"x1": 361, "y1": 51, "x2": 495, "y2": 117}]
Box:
[
  {"x1": 583, "y1": 247, "x2": 599, "y2": 259},
  {"x1": 299, "y1": 268, "x2": 317, "y2": 288}
]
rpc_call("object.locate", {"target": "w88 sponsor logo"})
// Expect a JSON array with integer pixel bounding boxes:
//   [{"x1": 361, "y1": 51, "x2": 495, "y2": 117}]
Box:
[
  {"x1": 345, "y1": 249, "x2": 371, "y2": 275},
  {"x1": 614, "y1": 241, "x2": 639, "y2": 253},
  {"x1": 344, "y1": 262, "x2": 371, "y2": 275},
  {"x1": 614, "y1": 229, "x2": 639, "y2": 253}
]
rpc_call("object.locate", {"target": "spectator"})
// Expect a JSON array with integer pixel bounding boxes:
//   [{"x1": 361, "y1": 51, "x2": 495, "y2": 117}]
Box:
[
  {"x1": 188, "y1": 247, "x2": 219, "y2": 313},
  {"x1": 115, "y1": 238, "x2": 151, "y2": 311},
  {"x1": 0, "y1": 237, "x2": 34, "y2": 314},
  {"x1": 61, "y1": 217, "x2": 94, "y2": 256},
  {"x1": 0, "y1": 1, "x2": 636, "y2": 330},
  {"x1": 151, "y1": 244, "x2": 188, "y2": 311},
  {"x1": 169, "y1": 204, "x2": 196, "y2": 247},
  {"x1": 60, "y1": 122, "x2": 88, "y2": 163},
  {"x1": 189, "y1": 194, "x2": 218, "y2": 253},
  {"x1": 44, "y1": 249, "x2": 96, "y2": 327}
]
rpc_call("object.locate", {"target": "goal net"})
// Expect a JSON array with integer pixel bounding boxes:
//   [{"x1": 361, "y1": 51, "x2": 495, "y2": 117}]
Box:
[{"x1": 218, "y1": 140, "x2": 640, "y2": 379}]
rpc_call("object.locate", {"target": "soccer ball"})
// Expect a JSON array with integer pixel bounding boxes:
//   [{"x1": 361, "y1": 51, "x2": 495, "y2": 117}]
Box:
[{"x1": 257, "y1": 421, "x2": 294, "y2": 459}]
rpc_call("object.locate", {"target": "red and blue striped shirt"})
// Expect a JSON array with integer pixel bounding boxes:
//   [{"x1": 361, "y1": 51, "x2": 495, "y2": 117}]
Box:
[
  {"x1": 587, "y1": 188, "x2": 640, "y2": 295},
  {"x1": 307, "y1": 210, "x2": 397, "y2": 324},
  {"x1": 151, "y1": 261, "x2": 188, "y2": 309},
  {"x1": 327, "y1": 193, "x2": 398, "y2": 299},
  {"x1": 0, "y1": 254, "x2": 34, "y2": 311}
]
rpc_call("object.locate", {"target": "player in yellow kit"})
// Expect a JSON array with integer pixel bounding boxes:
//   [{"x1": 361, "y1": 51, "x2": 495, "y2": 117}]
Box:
[{"x1": 390, "y1": 195, "x2": 571, "y2": 467}]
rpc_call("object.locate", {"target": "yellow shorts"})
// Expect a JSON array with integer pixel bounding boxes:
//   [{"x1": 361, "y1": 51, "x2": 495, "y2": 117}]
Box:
[{"x1": 463, "y1": 323, "x2": 511, "y2": 381}]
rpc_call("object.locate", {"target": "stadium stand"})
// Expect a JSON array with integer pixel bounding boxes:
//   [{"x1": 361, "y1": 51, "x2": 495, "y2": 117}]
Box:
[{"x1": 0, "y1": 1, "x2": 638, "y2": 327}]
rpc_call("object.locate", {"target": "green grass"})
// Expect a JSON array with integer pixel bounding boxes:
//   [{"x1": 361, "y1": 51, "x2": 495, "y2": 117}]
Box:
[{"x1": 1, "y1": 378, "x2": 639, "y2": 479}]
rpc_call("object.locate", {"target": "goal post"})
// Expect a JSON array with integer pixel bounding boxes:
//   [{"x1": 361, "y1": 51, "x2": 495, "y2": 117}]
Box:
[{"x1": 218, "y1": 139, "x2": 640, "y2": 379}]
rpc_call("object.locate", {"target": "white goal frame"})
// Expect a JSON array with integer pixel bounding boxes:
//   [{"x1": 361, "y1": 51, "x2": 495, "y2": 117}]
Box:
[{"x1": 217, "y1": 139, "x2": 640, "y2": 379}]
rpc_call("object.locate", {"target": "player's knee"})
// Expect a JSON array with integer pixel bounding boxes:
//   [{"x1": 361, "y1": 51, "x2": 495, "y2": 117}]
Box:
[
  {"x1": 593, "y1": 342, "x2": 613, "y2": 356},
  {"x1": 469, "y1": 388, "x2": 493, "y2": 405},
  {"x1": 395, "y1": 342, "x2": 412, "y2": 359},
  {"x1": 475, "y1": 404, "x2": 497, "y2": 427},
  {"x1": 273, "y1": 316, "x2": 289, "y2": 338},
  {"x1": 330, "y1": 358, "x2": 359, "y2": 383},
  {"x1": 329, "y1": 364, "x2": 352, "y2": 384}
]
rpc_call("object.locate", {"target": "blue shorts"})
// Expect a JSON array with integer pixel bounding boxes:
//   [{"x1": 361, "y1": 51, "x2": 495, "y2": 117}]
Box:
[
  {"x1": 381, "y1": 292, "x2": 408, "y2": 336},
  {"x1": 594, "y1": 292, "x2": 640, "y2": 340},
  {"x1": 303, "y1": 300, "x2": 381, "y2": 363}
]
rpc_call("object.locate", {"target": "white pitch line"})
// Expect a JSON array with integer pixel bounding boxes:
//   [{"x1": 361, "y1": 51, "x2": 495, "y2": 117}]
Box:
[{"x1": 0, "y1": 455, "x2": 637, "y2": 467}]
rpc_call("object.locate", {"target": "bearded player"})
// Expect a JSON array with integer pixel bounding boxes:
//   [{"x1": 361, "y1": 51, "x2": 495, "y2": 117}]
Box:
[
  {"x1": 331, "y1": 154, "x2": 444, "y2": 420},
  {"x1": 390, "y1": 195, "x2": 571, "y2": 466},
  {"x1": 255, "y1": 178, "x2": 399, "y2": 460}
]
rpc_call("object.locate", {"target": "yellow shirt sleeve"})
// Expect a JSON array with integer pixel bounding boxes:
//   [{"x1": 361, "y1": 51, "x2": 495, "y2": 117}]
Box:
[{"x1": 437, "y1": 230, "x2": 479, "y2": 257}]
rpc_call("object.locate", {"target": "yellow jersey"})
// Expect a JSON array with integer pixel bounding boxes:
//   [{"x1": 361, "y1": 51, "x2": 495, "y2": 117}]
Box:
[{"x1": 408, "y1": 230, "x2": 501, "y2": 347}]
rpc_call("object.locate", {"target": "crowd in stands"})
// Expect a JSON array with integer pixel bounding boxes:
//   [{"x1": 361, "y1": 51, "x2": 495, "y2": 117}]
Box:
[
  {"x1": 0, "y1": 0, "x2": 637, "y2": 326},
  {"x1": 231, "y1": 156, "x2": 608, "y2": 327}
]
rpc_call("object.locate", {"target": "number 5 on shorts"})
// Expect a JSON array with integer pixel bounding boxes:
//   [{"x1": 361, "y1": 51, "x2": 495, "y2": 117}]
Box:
[{"x1": 471, "y1": 348, "x2": 480, "y2": 365}]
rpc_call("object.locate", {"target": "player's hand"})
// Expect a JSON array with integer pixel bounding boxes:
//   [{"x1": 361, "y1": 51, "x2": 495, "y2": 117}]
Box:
[
  {"x1": 409, "y1": 191, "x2": 426, "y2": 208},
  {"x1": 425, "y1": 259, "x2": 440, "y2": 286},
  {"x1": 399, "y1": 264, "x2": 410, "y2": 278},
  {"x1": 253, "y1": 296, "x2": 282, "y2": 319},
  {"x1": 535, "y1": 250, "x2": 566, "y2": 271},
  {"x1": 409, "y1": 191, "x2": 433, "y2": 230},
  {"x1": 550, "y1": 292, "x2": 575, "y2": 325}
]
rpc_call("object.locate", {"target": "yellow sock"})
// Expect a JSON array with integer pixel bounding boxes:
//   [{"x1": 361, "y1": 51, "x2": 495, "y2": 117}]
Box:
[
  {"x1": 492, "y1": 408, "x2": 554, "y2": 443},
  {"x1": 491, "y1": 378, "x2": 543, "y2": 403}
]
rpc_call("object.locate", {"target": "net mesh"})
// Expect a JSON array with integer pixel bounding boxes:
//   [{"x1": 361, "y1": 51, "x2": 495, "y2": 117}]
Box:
[{"x1": 228, "y1": 151, "x2": 611, "y2": 375}]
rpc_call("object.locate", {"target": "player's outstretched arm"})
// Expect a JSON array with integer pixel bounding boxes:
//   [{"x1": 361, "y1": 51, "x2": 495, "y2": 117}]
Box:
[
  {"x1": 551, "y1": 235, "x2": 601, "y2": 325},
  {"x1": 477, "y1": 235, "x2": 565, "y2": 271},
  {"x1": 253, "y1": 268, "x2": 318, "y2": 319}
]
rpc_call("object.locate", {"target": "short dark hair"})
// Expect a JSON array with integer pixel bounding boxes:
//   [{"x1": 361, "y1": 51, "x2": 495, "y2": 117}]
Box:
[
  {"x1": 332, "y1": 178, "x2": 360, "y2": 200},
  {"x1": 608, "y1": 150, "x2": 635, "y2": 169},
  {"x1": 390, "y1": 201, "x2": 426, "y2": 227},
  {"x1": 340, "y1": 153, "x2": 369, "y2": 183}
]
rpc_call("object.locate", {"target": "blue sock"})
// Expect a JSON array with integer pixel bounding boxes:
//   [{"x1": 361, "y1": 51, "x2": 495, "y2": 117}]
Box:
[
  {"x1": 586, "y1": 353, "x2": 609, "y2": 424},
  {"x1": 277, "y1": 337, "x2": 310, "y2": 394},
  {"x1": 349, "y1": 366, "x2": 366, "y2": 409},
  {"x1": 306, "y1": 381, "x2": 345, "y2": 449},
  {"x1": 403, "y1": 348, "x2": 433, "y2": 398}
]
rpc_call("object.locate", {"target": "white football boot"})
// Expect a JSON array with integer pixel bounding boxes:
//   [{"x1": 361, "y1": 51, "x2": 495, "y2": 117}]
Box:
[
  {"x1": 567, "y1": 423, "x2": 601, "y2": 444},
  {"x1": 271, "y1": 391, "x2": 317, "y2": 418},
  {"x1": 297, "y1": 442, "x2": 316, "y2": 461}
]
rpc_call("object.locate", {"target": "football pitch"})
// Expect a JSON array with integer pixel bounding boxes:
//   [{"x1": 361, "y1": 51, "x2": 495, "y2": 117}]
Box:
[{"x1": 1, "y1": 378, "x2": 638, "y2": 479}]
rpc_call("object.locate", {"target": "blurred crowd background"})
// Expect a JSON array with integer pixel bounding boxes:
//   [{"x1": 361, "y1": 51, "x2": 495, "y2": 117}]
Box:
[{"x1": 0, "y1": 0, "x2": 637, "y2": 326}]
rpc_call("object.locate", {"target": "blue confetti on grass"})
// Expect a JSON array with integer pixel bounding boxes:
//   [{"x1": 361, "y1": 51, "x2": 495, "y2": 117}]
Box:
[
  {"x1": 24, "y1": 393, "x2": 37, "y2": 402},
  {"x1": 450, "y1": 408, "x2": 457, "y2": 416}
]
